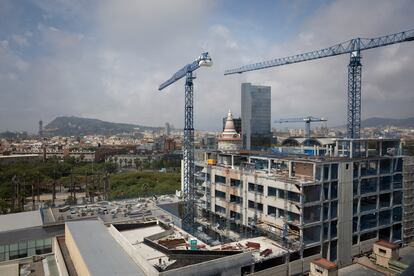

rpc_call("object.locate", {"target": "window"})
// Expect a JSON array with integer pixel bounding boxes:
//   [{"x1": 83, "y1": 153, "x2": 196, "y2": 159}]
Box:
[
  {"x1": 215, "y1": 175, "x2": 226, "y2": 184},
  {"x1": 392, "y1": 224, "x2": 402, "y2": 241},
  {"x1": 353, "y1": 217, "x2": 358, "y2": 233},
  {"x1": 360, "y1": 231, "x2": 377, "y2": 242},
  {"x1": 288, "y1": 191, "x2": 300, "y2": 202},
  {"x1": 353, "y1": 235, "x2": 358, "y2": 245},
  {"x1": 268, "y1": 187, "x2": 277, "y2": 197},
  {"x1": 360, "y1": 213, "x2": 377, "y2": 231},
  {"x1": 379, "y1": 248, "x2": 386, "y2": 255},
  {"x1": 303, "y1": 226, "x2": 321, "y2": 245},
  {"x1": 353, "y1": 162, "x2": 359, "y2": 178},
  {"x1": 323, "y1": 223, "x2": 329, "y2": 241},
  {"x1": 304, "y1": 205, "x2": 321, "y2": 223},
  {"x1": 393, "y1": 174, "x2": 402, "y2": 189},
  {"x1": 331, "y1": 164, "x2": 338, "y2": 180},
  {"x1": 393, "y1": 191, "x2": 402, "y2": 205},
  {"x1": 248, "y1": 183, "x2": 263, "y2": 194},
  {"x1": 215, "y1": 190, "x2": 226, "y2": 199},
  {"x1": 331, "y1": 221, "x2": 337, "y2": 238},
  {"x1": 230, "y1": 195, "x2": 242, "y2": 204},
  {"x1": 380, "y1": 176, "x2": 391, "y2": 191},
  {"x1": 380, "y1": 159, "x2": 391, "y2": 174},
  {"x1": 330, "y1": 201, "x2": 338, "y2": 219},
  {"x1": 361, "y1": 178, "x2": 378, "y2": 194},
  {"x1": 323, "y1": 203, "x2": 329, "y2": 220},
  {"x1": 268, "y1": 205, "x2": 277, "y2": 216},
  {"x1": 360, "y1": 196, "x2": 377, "y2": 212},
  {"x1": 361, "y1": 161, "x2": 368, "y2": 177},
  {"x1": 379, "y1": 210, "x2": 391, "y2": 226},
  {"x1": 323, "y1": 183, "x2": 329, "y2": 200},
  {"x1": 214, "y1": 205, "x2": 225, "y2": 214},
  {"x1": 315, "y1": 166, "x2": 322, "y2": 181},
  {"x1": 287, "y1": 211, "x2": 300, "y2": 223},
  {"x1": 230, "y1": 211, "x2": 242, "y2": 220},
  {"x1": 323, "y1": 165, "x2": 330, "y2": 180},
  {"x1": 353, "y1": 180, "x2": 359, "y2": 196},
  {"x1": 393, "y1": 207, "x2": 402, "y2": 222},
  {"x1": 248, "y1": 182, "x2": 254, "y2": 191},
  {"x1": 230, "y1": 178, "x2": 241, "y2": 187},
  {"x1": 303, "y1": 185, "x2": 321, "y2": 203},
  {"x1": 248, "y1": 200, "x2": 263, "y2": 212},
  {"x1": 331, "y1": 182, "x2": 338, "y2": 199},
  {"x1": 379, "y1": 193, "x2": 391, "y2": 208},
  {"x1": 9, "y1": 243, "x2": 19, "y2": 260},
  {"x1": 330, "y1": 240, "x2": 337, "y2": 262},
  {"x1": 379, "y1": 227, "x2": 391, "y2": 241},
  {"x1": 393, "y1": 158, "x2": 403, "y2": 173},
  {"x1": 367, "y1": 160, "x2": 378, "y2": 176},
  {"x1": 353, "y1": 199, "x2": 359, "y2": 215}
]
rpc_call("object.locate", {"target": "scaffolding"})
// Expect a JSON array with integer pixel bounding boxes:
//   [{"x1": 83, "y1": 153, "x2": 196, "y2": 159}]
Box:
[{"x1": 403, "y1": 156, "x2": 414, "y2": 243}]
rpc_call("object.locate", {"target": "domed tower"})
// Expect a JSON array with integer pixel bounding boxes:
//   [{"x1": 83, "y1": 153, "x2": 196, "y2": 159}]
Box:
[{"x1": 218, "y1": 110, "x2": 242, "y2": 152}]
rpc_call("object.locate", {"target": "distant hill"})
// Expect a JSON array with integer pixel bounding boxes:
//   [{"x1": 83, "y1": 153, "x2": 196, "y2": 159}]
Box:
[
  {"x1": 44, "y1": 116, "x2": 161, "y2": 136},
  {"x1": 335, "y1": 117, "x2": 414, "y2": 128},
  {"x1": 361, "y1": 117, "x2": 414, "y2": 128}
]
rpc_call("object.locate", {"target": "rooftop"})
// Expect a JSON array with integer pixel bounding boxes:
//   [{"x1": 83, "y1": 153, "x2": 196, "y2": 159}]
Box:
[
  {"x1": 66, "y1": 220, "x2": 145, "y2": 276},
  {"x1": 0, "y1": 210, "x2": 43, "y2": 233},
  {"x1": 312, "y1": 257, "x2": 337, "y2": 270},
  {"x1": 375, "y1": 240, "x2": 399, "y2": 249}
]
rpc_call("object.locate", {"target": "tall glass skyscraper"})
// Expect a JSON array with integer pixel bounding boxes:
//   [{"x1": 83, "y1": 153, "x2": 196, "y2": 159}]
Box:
[{"x1": 241, "y1": 83, "x2": 272, "y2": 150}]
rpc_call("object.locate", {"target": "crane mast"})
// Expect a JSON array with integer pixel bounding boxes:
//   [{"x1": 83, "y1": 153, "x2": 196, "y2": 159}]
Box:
[
  {"x1": 225, "y1": 29, "x2": 414, "y2": 139},
  {"x1": 158, "y1": 53, "x2": 212, "y2": 231}
]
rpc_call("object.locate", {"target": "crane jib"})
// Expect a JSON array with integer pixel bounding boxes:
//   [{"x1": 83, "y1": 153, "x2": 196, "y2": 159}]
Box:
[{"x1": 224, "y1": 29, "x2": 414, "y2": 75}]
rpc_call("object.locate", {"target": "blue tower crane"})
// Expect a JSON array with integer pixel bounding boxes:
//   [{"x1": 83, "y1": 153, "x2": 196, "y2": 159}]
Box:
[
  {"x1": 158, "y1": 52, "x2": 212, "y2": 231},
  {"x1": 276, "y1": 116, "x2": 327, "y2": 138},
  {"x1": 225, "y1": 29, "x2": 414, "y2": 139}
]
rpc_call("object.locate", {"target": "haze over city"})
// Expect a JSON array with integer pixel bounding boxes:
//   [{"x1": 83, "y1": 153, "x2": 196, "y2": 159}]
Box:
[{"x1": 1, "y1": 0, "x2": 414, "y2": 132}]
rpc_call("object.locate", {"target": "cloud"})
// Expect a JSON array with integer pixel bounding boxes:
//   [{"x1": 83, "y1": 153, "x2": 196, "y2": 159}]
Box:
[{"x1": 0, "y1": 0, "x2": 413, "y2": 133}]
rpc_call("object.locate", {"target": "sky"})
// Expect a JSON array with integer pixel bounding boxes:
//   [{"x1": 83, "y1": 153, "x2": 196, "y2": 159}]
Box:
[{"x1": 0, "y1": 0, "x2": 413, "y2": 133}]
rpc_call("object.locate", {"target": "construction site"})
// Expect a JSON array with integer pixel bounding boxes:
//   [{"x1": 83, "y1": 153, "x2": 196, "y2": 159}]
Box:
[{"x1": 155, "y1": 29, "x2": 414, "y2": 275}]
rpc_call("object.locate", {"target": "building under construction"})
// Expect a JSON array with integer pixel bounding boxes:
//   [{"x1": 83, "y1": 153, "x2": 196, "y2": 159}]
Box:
[{"x1": 193, "y1": 111, "x2": 414, "y2": 272}]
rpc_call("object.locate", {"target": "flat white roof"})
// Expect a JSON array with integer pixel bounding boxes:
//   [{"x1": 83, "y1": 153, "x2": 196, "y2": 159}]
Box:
[
  {"x1": 66, "y1": 220, "x2": 145, "y2": 276},
  {"x1": 0, "y1": 154, "x2": 40, "y2": 158},
  {"x1": 121, "y1": 225, "x2": 165, "y2": 243},
  {"x1": 120, "y1": 226, "x2": 168, "y2": 265},
  {"x1": 0, "y1": 210, "x2": 43, "y2": 233}
]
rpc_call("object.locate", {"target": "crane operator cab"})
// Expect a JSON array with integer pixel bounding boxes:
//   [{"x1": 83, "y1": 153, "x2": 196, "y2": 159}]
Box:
[{"x1": 198, "y1": 52, "x2": 213, "y2": 67}]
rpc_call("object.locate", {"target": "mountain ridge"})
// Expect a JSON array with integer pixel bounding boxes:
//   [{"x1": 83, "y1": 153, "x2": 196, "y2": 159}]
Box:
[
  {"x1": 334, "y1": 117, "x2": 414, "y2": 128},
  {"x1": 44, "y1": 116, "x2": 162, "y2": 136}
]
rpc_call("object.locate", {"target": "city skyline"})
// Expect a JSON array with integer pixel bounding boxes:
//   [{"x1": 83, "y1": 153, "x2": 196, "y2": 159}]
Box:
[{"x1": 0, "y1": 0, "x2": 414, "y2": 133}]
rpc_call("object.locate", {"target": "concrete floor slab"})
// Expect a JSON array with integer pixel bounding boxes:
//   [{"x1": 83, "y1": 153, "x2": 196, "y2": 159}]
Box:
[{"x1": 339, "y1": 263, "x2": 384, "y2": 276}]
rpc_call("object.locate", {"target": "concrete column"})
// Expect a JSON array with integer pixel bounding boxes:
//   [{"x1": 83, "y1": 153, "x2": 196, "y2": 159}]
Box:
[
  {"x1": 337, "y1": 162, "x2": 353, "y2": 267},
  {"x1": 268, "y1": 160, "x2": 271, "y2": 174},
  {"x1": 379, "y1": 141, "x2": 383, "y2": 156},
  {"x1": 350, "y1": 141, "x2": 353, "y2": 158}
]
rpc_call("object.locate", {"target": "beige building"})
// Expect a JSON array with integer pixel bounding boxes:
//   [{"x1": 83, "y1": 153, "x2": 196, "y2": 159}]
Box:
[
  {"x1": 373, "y1": 240, "x2": 399, "y2": 268},
  {"x1": 309, "y1": 258, "x2": 338, "y2": 276}
]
